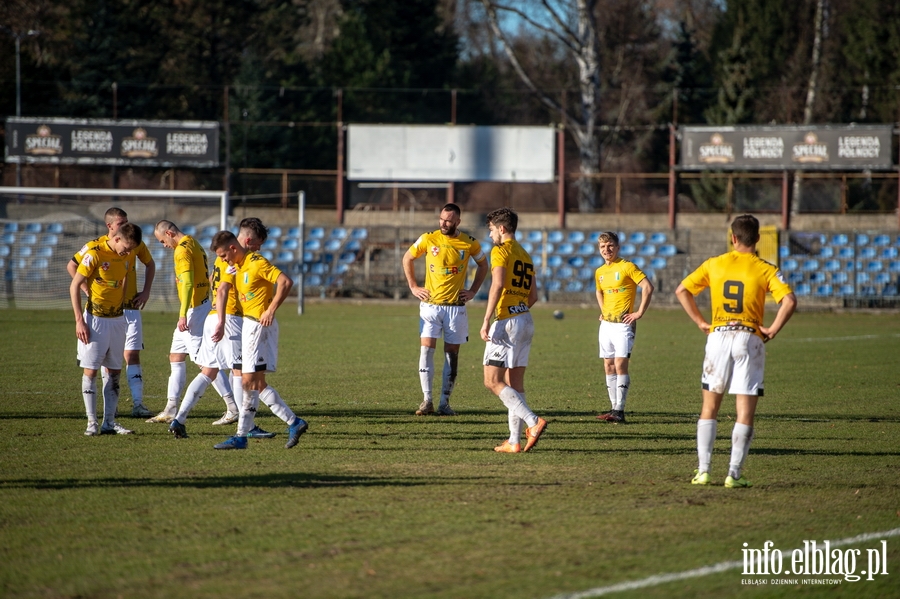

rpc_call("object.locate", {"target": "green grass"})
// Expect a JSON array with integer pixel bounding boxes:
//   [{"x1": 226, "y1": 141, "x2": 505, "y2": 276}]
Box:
[{"x1": 1, "y1": 304, "x2": 899, "y2": 598}]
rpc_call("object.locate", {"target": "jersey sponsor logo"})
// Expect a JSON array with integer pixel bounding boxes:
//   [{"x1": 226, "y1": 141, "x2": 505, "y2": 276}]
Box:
[
  {"x1": 431, "y1": 246, "x2": 440, "y2": 256},
  {"x1": 81, "y1": 254, "x2": 95, "y2": 268},
  {"x1": 604, "y1": 287, "x2": 627, "y2": 294},
  {"x1": 507, "y1": 302, "x2": 529, "y2": 315},
  {"x1": 100, "y1": 261, "x2": 111, "y2": 271},
  {"x1": 775, "y1": 269, "x2": 786, "y2": 284}
]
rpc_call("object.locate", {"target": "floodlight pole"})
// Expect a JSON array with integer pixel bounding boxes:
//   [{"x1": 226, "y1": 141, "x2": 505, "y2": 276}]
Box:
[
  {"x1": 297, "y1": 190, "x2": 306, "y2": 315},
  {"x1": 5, "y1": 28, "x2": 40, "y2": 188}
]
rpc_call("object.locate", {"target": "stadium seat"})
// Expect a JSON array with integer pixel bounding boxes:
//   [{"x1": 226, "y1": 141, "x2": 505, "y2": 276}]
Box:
[
  {"x1": 856, "y1": 272, "x2": 869, "y2": 283},
  {"x1": 201, "y1": 225, "x2": 218, "y2": 237},
  {"x1": 578, "y1": 267, "x2": 594, "y2": 279},
  {"x1": 649, "y1": 232, "x2": 667, "y2": 244},
  {"x1": 198, "y1": 237, "x2": 212, "y2": 249},
  {"x1": 838, "y1": 247, "x2": 854, "y2": 258},
  {"x1": 801, "y1": 259, "x2": 819, "y2": 271},
  {"x1": 882, "y1": 284, "x2": 898, "y2": 296},
  {"x1": 831, "y1": 272, "x2": 848, "y2": 284},
  {"x1": 787, "y1": 272, "x2": 804, "y2": 285},
  {"x1": 304, "y1": 239, "x2": 321, "y2": 252},
  {"x1": 866, "y1": 261, "x2": 883, "y2": 272},
  {"x1": 658, "y1": 244, "x2": 677, "y2": 257},
  {"x1": 151, "y1": 248, "x2": 166, "y2": 261},
  {"x1": 815, "y1": 284, "x2": 833, "y2": 296},
  {"x1": 3, "y1": 223, "x2": 18, "y2": 233},
  {"x1": 628, "y1": 232, "x2": 646, "y2": 244},
  {"x1": 794, "y1": 283, "x2": 811, "y2": 296},
  {"x1": 19, "y1": 234, "x2": 36, "y2": 245},
  {"x1": 874, "y1": 272, "x2": 891, "y2": 285},
  {"x1": 310, "y1": 262, "x2": 328, "y2": 275},
  {"x1": 261, "y1": 250, "x2": 274, "y2": 260},
  {"x1": 536, "y1": 243, "x2": 555, "y2": 255},
  {"x1": 588, "y1": 255, "x2": 604, "y2": 268},
  {"x1": 781, "y1": 258, "x2": 799, "y2": 271},
  {"x1": 641, "y1": 268, "x2": 655, "y2": 282},
  {"x1": 303, "y1": 251, "x2": 314, "y2": 263},
  {"x1": 632, "y1": 257, "x2": 646, "y2": 269},
  {"x1": 25, "y1": 223, "x2": 41, "y2": 233},
  {"x1": 141, "y1": 224, "x2": 155, "y2": 237},
  {"x1": 182, "y1": 225, "x2": 197, "y2": 236},
  {"x1": 839, "y1": 284, "x2": 855, "y2": 295},
  {"x1": 268, "y1": 226, "x2": 282, "y2": 238},
  {"x1": 823, "y1": 259, "x2": 840, "y2": 271},
  {"x1": 526, "y1": 230, "x2": 543, "y2": 243},
  {"x1": 588, "y1": 231, "x2": 602, "y2": 244},
  {"x1": 521, "y1": 241, "x2": 534, "y2": 253},
  {"x1": 46, "y1": 223, "x2": 63, "y2": 234},
  {"x1": 309, "y1": 227, "x2": 325, "y2": 239},
  {"x1": 889, "y1": 261, "x2": 900, "y2": 273},
  {"x1": 544, "y1": 279, "x2": 562, "y2": 292},
  {"x1": 819, "y1": 246, "x2": 834, "y2": 258},
  {"x1": 0, "y1": 246, "x2": 9, "y2": 257},
  {"x1": 34, "y1": 246, "x2": 52, "y2": 258},
  {"x1": 639, "y1": 244, "x2": 656, "y2": 256},
  {"x1": 567, "y1": 256, "x2": 584, "y2": 268},
  {"x1": 262, "y1": 239, "x2": 278, "y2": 250},
  {"x1": 15, "y1": 246, "x2": 32, "y2": 258},
  {"x1": 619, "y1": 243, "x2": 636, "y2": 257},
  {"x1": 329, "y1": 227, "x2": 348, "y2": 240},
  {"x1": 323, "y1": 239, "x2": 342, "y2": 252},
  {"x1": 41, "y1": 234, "x2": 58, "y2": 245},
  {"x1": 350, "y1": 228, "x2": 368, "y2": 240},
  {"x1": 880, "y1": 247, "x2": 898, "y2": 259},
  {"x1": 277, "y1": 251, "x2": 294, "y2": 262},
  {"x1": 650, "y1": 257, "x2": 667, "y2": 270},
  {"x1": 778, "y1": 246, "x2": 790, "y2": 259},
  {"x1": 557, "y1": 266, "x2": 574, "y2": 279},
  {"x1": 873, "y1": 234, "x2": 890, "y2": 246},
  {"x1": 859, "y1": 247, "x2": 877, "y2": 259},
  {"x1": 855, "y1": 233, "x2": 869, "y2": 246},
  {"x1": 532, "y1": 255, "x2": 542, "y2": 267},
  {"x1": 577, "y1": 243, "x2": 595, "y2": 255},
  {"x1": 31, "y1": 258, "x2": 49, "y2": 269},
  {"x1": 808, "y1": 272, "x2": 826, "y2": 284},
  {"x1": 556, "y1": 242, "x2": 575, "y2": 255},
  {"x1": 338, "y1": 252, "x2": 357, "y2": 264},
  {"x1": 861, "y1": 285, "x2": 877, "y2": 296},
  {"x1": 547, "y1": 255, "x2": 563, "y2": 268},
  {"x1": 830, "y1": 233, "x2": 848, "y2": 245},
  {"x1": 285, "y1": 227, "x2": 301, "y2": 238},
  {"x1": 282, "y1": 238, "x2": 299, "y2": 251},
  {"x1": 305, "y1": 274, "x2": 323, "y2": 286},
  {"x1": 567, "y1": 231, "x2": 585, "y2": 244},
  {"x1": 334, "y1": 263, "x2": 350, "y2": 275},
  {"x1": 565, "y1": 280, "x2": 584, "y2": 292},
  {"x1": 547, "y1": 230, "x2": 564, "y2": 244}
]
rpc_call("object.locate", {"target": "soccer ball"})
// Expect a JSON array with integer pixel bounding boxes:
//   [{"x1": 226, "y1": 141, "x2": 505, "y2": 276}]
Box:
[{"x1": 553, "y1": 310, "x2": 564, "y2": 320}]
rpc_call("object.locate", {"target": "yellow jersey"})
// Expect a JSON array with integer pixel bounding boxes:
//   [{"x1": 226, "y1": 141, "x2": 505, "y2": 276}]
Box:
[
  {"x1": 490, "y1": 239, "x2": 534, "y2": 321},
  {"x1": 233, "y1": 251, "x2": 282, "y2": 321},
  {"x1": 595, "y1": 258, "x2": 647, "y2": 323},
  {"x1": 210, "y1": 256, "x2": 242, "y2": 317},
  {"x1": 408, "y1": 230, "x2": 485, "y2": 305},
  {"x1": 681, "y1": 250, "x2": 792, "y2": 339},
  {"x1": 74, "y1": 235, "x2": 152, "y2": 309},
  {"x1": 76, "y1": 239, "x2": 130, "y2": 318},
  {"x1": 173, "y1": 235, "x2": 210, "y2": 310}
]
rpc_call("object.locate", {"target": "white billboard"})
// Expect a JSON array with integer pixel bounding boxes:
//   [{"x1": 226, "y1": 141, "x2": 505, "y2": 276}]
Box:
[{"x1": 347, "y1": 124, "x2": 556, "y2": 182}]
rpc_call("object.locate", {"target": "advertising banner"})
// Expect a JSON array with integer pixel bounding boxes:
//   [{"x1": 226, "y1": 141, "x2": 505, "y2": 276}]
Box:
[{"x1": 5, "y1": 117, "x2": 219, "y2": 167}]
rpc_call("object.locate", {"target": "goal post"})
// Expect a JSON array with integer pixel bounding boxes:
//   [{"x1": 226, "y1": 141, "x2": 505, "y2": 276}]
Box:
[{"x1": 0, "y1": 186, "x2": 228, "y2": 311}]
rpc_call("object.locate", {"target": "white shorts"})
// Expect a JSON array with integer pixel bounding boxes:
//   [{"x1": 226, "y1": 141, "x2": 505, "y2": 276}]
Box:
[
  {"x1": 702, "y1": 330, "x2": 766, "y2": 396},
  {"x1": 483, "y1": 312, "x2": 534, "y2": 369},
  {"x1": 195, "y1": 313, "x2": 242, "y2": 370},
  {"x1": 242, "y1": 318, "x2": 278, "y2": 373},
  {"x1": 419, "y1": 302, "x2": 469, "y2": 345},
  {"x1": 169, "y1": 300, "x2": 211, "y2": 362},
  {"x1": 598, "y1": 320, "x2": 635, "y2": 359},
  {"x1": 77, "y1": 313, "x2": 127, "y2": 371},
  {"x1": 123, "y1": 309, "x2": 143, "y2": 351}
]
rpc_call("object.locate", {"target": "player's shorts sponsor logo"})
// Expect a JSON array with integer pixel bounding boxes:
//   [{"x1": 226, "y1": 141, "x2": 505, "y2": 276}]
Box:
[
  {"x1": 507, "y1": 302, "x2": 529, "y2": 315},
  {"x1": 713, "y1": 322, "x2": 756, "y2": 334}
]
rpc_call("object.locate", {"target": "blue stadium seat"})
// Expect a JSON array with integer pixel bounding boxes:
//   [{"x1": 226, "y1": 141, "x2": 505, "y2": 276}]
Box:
[
  {"x1": 547, "y1": 230, "x2": 564, "y2": 244},
  {"x1": 35, "y1": 246, "x2": 52, "y2": 258},
  {"x1": 838, "y1": 247, "x2": 854, "y2": 258},
  {"x1": 619, "y1": 243, "x2": 636, "y2": 257},
  {"x1": 873, "y1": 234, "x2": 891, "y2": 246},
  {"x1": 526, "y1": 230, "x2": 543, "y2": 243},
  {"x1": 31, "y1": 257, "x2": 49, "y2": 269},
  {"x1": 262, "y1": 239, "x2": 278, "y2": 250},
  {"x1": 282, "y1": 238, "x2": 299, "y2": 251},
  {"x1": 839, "y1": 284, "x2": 855, "y2": 295},
  {"x1": 588, "y1": 231, "x2": 602, "y2": 244},
  {"x1": 578, "y1": 267, "x2": 594, "y2": 279},
  {"x1": 866, "y1": 261, "x2": 883, "y2": 272},
  {"x1": 787, "y1": 272, "x2": 804, "y2": 285},
  {"x1": 285, "y1": 227, "x2": 301, "y2": 238},
  {"x1": 823, "y1": 259, "x2": 840, "y2": 271},
  {"x1": 339, "y1": 252, "x2": 357, "y2": 264},
  {"x1": 565, "y1": 280, "x2": 584, "y2": 292},
  {"x1": 859, "y1": 247, "x2": 877, "y2": 259},
  {"x1": 856, "y1": 272, "x2": 869, "y2": 283},
  {"x1": 309, "y1": 227, "x2": 325, "y2": 239},
  {"x1": 25, "y1": 222, "x2": 41, "y2": 233},
  {"x1": 819, "y1": 246, "x2": 834, "y2": 258},
  {"x1": 880, "y1": 247, "x2": 897, "y2": 259},
  {"x1": 520, "y1": 242, "x2": 533, "y2": 253},
  {"x1": 831, "y1": 272, "x2": 848, "y2": 284},
  {"x1": 577, "y1": 243, "x2": 595, "y2": 255},
  {"x1": 855, "y1": 233, "x2": 869, "y2": 246},
  {"x1": 544, "y1": 279, "x2": 562, "y2": 292},
  {"x1": 329, "y1": 227, "x2": 348, "y2": 240},
  {"x1": 889, "y1": 261, "x2": 900, "y2": 273},
  {"x1": 808, "y1": 272, "x2": 826, "y2": 284},
  {"x1": 141, "y1": 224, "x2": 155, "y2": 237},
  {"x1": 304, "y1": 239, "x2": 321, "y2": 252},
  {"x1": 650, "y1": 257, "x2": 667, "y2": 270},
  {"x1": 567, "y1": 256, "x2": 584, "y2": 268},
  {"x1": 350, "y1": 228, "x2": 368, "y2": 240},
  {"x1": 199, "y1": 237, "x2": 212, "y2": 249},
  {"x1": 628, "y1": 232, "x2": 646, "y2": 244},
  {"x1": 874, "y1": 272, "x2": 890, "y2": 285},
  {"x1": 794, "y1": 283, "x2": 811, "y2": 296},
  {"x1": 3, "y1": 223, "x2": 18, "y2": 233},
  {"x1": 547, "y1": 255, "x2": 564, "y2": 268},
  {"x1": 533, "y1": 255, "x2": 542, "y2": 267},
  {"x1": 639, "y1": 244, "x2": 656, "y2": 256},
  {"x1": 831, "y1": 234, "x2": 848, "y2": 245},
  {"x1": 861, "y1": 285, "x2": 877, "y2": 296},
  {"x1": 781, "y1": 258, "x2": 799, "y2": 271},
  {"x1": 815, "y1": 284, "x2": 833, "y2": 296},
  {"x1": 334, "y1": 263, "x2": 350, "y2": 275},
  {"x1": 303, "y1": 251, "x2": 314, "y2": 263},
  {"x1": 883, "y1": 284, "x2": 898, "y2": 296},
  {"x1": 310, "y1": 262, "x2": 328, "y2": 275},
  {"x1": 641, "y1": 268, "x2": 655, "y2": 282},
  {"x1": 588, "y1": 255, "x2": 604, "y2": 268},
  {"x1": 47, "y1": 223, "x2": 63, "y2": 234},
  {"x1": 658, "y1": 244, "x2": 677, "y2": 257},
  {"x1": 632, "y1": 257, "x2": 646, "y2": 269},
  {"x1": 801, "y1": 259, "x2": 819, "y2": 271},
  {"x1": 268, "y1": 226, "x2": 282, "y2": 238},
  {"x1": 201, "y1": 225, "x2": 218, "y2": 237},
  {"x1": 567, "y1": 231, "x2": 585, "y2": 244},
  {"x1": 16, "y1": 246, "x2": 32, "y2": 258},
  {"x1": 650, "y1": 232, "x2": 667, "y2": 244},
  {"x1": 0, "y1": 246, "x2": 9, "y2": 257},
  {"x1": 277, "y1": 251, "x2": 294, "y2": 262},
  {"x1": 182, "y1": 225, "x2": 197, "y2": 236},
  {"x1": 19, "y1": 234, "x2": 37, "y2": 245},
  {"x1": 41, "y1": 234, "x2": 58, "y2": 245},
  {"x1": 261, "y1": 250, "x2": 274, "y2": 260},
  {"x1": 778, "y1": 246, "x2": 790, "y2": 259},
  {"x1": 556, "y1": 242, "x2": 575, "y2": 255},
  {"x1": 557, "y1": 266, "x2": 574, "y2": 279},
  {"x1": 152, "y1": 248, "x2": 166, "y2": 261},
  {"x1": 305, "y1": 274, "x2": 322, "y2": 286},
  {"x1": 536, "y1": 243, "x2": 555, "y2": 255}
]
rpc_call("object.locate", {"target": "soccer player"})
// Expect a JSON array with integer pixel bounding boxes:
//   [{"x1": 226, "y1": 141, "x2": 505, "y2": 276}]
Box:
[
  {"x1": 168, "y1": 218, "x2": 275, "y2": 439},
  {"x1": 210, "y1": 230, "x2": 309, "y2": 450},
  {"x1": 675, "y1": 214, "x2": 797, "y2": 488},
  {"x1": 479, "y1": 208, "x2": 546, "y2": 453},
  {"x1": 402, "y1": 203, "x2": 488, "y2": 416},
  {"x1": 67, "y1": 207, "x2": 156, "y2": 418},
  {"x1": 593, "y1": 231, "x2": 654, "y2": 424},
  {"x1": 70, "y1": 223, "x2": 143, "y2": 435},
  {"x1": 147, "y1": 220, "x2": 236, "y2": 424}
]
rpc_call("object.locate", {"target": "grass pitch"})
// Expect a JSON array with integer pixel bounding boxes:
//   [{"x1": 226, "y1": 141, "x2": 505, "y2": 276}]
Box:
[{"x1": 1, "y1": 303, "x2": 899, "y2": 598}]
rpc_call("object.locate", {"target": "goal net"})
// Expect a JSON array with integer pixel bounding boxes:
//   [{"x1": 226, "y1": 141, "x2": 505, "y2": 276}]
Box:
[{"x1": 0, "y1": 186, "x2": 228, "y2": 311}]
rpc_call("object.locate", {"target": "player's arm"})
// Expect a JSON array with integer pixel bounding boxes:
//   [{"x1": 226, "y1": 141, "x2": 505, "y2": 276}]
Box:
[
  {"x1": 67, "y1": 258, "x2": 90, "y2": 297},
  {"x1": 133, "y1": 256, "x2": 156, "y2": 310},
  {"x1": 759, "y1": 292, "x2": 797, "y2": 342},
  {"x1": 480, "y1": 265, "x2": 506, "y2": 341},
  {"x1": 595, "y1": 287, "x2": 605, "y2": 321},
  {"x1": 70, "y1": 272, "x2": 90, "y2": 343},
  {"x1": 623, "y1": 277, "x2": 654, "y2": 324},
  {"x1": 211, "y1": 281, "x2": 231, "y2": 342},
  {"x1": 176, "y1": 268, "x2": 194, "y2": 332},
  {"x1": 402, "y1": 249, "x2": 430, "y2": 302},
  {"x1": 675, "y1": 282, "x2": 710, "y2": 334},
  {"x1": 460, "y1": 256, "x2": 489, "y2": 303},
  {"x1": 526, "y1": 274, "x2": 538, "y2": 308},
  {"x1": 260, "y1": 272, "x2": 293, "y2": 327}
]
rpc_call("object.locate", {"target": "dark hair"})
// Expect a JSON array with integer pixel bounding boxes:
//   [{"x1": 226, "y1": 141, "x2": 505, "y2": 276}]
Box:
[
  {"x1": 597, "y1": 231, "x2": 619, "y2": 245},
  {"x1": 211, "y1": 230, "x2": 239, "y2": 251},
  {"x1": 441, "y1": 203, "x2": 461, "y2": 218},
  {"x1": 731, "y1": 214, "x2": 760, "y2": 247},
  {"x1": 105, "y1": 207, "x2": 127, "y2": 223},
  {"x1": 485, "y1": 207, "x2": 518, "y2": 234},
  {"x1": 117, "y1": 222, "x2": 142, "y2": 245},
  {"x1": 238, "y1": 217, "x2": 268, "y2": 242}
]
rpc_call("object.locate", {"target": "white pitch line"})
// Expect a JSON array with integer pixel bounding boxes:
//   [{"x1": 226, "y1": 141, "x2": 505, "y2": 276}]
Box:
[
  {"x1": 545, "y1": 527, "x2": 900, "y2": 599},
  {"x1": 783, "y1": 333, "x2": 900, "y2": 343}
]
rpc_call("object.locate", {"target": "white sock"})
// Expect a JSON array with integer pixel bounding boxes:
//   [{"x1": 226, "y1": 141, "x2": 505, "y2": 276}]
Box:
[
  {"x1": 101, "y1": 370, "x2": 121, "y2": 426},
  {"x1": 729, "y1": 423, "x2": 754, "y2": 479},
  {"x1": 126, "y1": 364, "x2": 143, "y2": 406},
  {"x1": 82, "y1": 374, "x2": 97, "y2": 422},
  {"x1": 440, "y1": 351, "x2": 458, "y2": 407},
  {"x1": 508, "y1": 392, "x2": 526, "y2": 444},
  {"x1": 697, "y1": 419, "x2": 717, "y2": 473},
  {"x1": 237, "y1": 389, "x2": 259, "y2": 437},
  {"x1": 230, "y1": 372, "x2": 243, "y2": 414},
  {"x1": 605, "y1": 374, "x2": 617, "y2": 410},
  {"x1": 418, "y1": 346, "x2": 435, "y2": 403},
  {"x1": 166, "y1": 362, "x2": 187, "y2": 413},
  {"x1": 259, "y1": 386, "x2": 297, "y2": 424},
  {"x1": 175, "y1": 373, "x2": 213, "y2": 423},
  {"x1": 615, "y1": 374, "x2": 630, "y2": 411},
  {"x1": 499, "y1": 386, "x2": 537, "y2": 429},
  {"x1": 211, "y1": 370, "x2": 237, "y2": 413}
]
